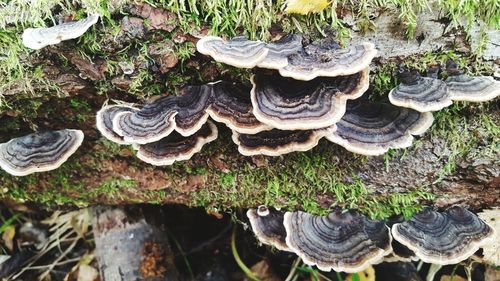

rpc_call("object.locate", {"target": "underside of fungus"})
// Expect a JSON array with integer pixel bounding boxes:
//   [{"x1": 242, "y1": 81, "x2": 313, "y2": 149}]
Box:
[
  {"x1": 388, "y1": 68, "x2": 452, "y2": 112},
  {"x1": 284, "y1": 210, "x2": 392, "y2": 273},
  {"x1": 96, "y1": 104, "x2": 139, "y2": 145},
  {"x1": 231, "y1": 128, "x2": 328, "y2": 156},
  {"x1": 208, "y1": 82, "x2": 272, "y2": 134},
  {"x1": 247, "y1": 206, "x2": 290, "y2": 251},
  {"x1": 392, "y1": 206, "x2": 495, "y2": 265},
  {"x1": 0, "y1": 129, "x2": 84, "y2": 176},
  {"x1": 324, "y1": 99, "x2": 434, "y2": 155},
  {"x1": 22, "y1": 14, "x2": 100, "y2": 50},
  {"x1": 135, "y1": 121, "x2": 218, "y2": 166},
  {"x1": 251, "y1": 69, "x2": 369, "y2": 130}
]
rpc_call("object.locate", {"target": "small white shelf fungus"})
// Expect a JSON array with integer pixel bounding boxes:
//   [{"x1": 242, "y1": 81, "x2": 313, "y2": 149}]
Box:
[
  {"x1": 22, "y1": 14, "x2": 100, "y2": 50},
  {"x1": 247, "y1": 206, "x2": 291, "y2": 251},
  {"x1": 392, "y1": 206, "x2": 495, "y2": 265},
  {"x1": 324, "y1": 99, "x2": 434, "y2": 156},
  {"x1": 0, "y1": 129, "x2": 84, "y2": 176}
]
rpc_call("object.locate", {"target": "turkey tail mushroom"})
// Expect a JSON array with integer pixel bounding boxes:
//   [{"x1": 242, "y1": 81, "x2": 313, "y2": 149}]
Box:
[{"x1": 247, "y1": 205, "x2": 291, "y2": 251}]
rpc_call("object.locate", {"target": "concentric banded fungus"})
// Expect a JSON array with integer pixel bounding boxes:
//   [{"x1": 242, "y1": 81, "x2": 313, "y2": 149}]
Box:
[
  {"x1": 112, "y1": 96, "x2": 178, "y2": 144},
  {"x1": 388, "y1": 68, "x2": 452, "y2": 112},
  {"x1": 324, "y1": 100, "x2": 433, "y2": 155},
  {"x1": 96, "y1": 104, "x2": 139, "y2": 144},
  {"x1": 0, "y1": 130, "x2": 84, "y2": 176},
  {"x1": 232, "y1": 128, "x2": 328, "y2": 156},
  {"x1": 22, "y1": 14, "x2": 99, "y2": 50},
  {"x1": 196, "y1": 36, "x2": 268, "y2": 68},
  {"x1": 284, "y1": 210, "x2": 392, "y2": 273},
  {"x1": 445, "y1": 60, "x2": 500, "y2": 102},
  {"x1": 392, "y1": 206, "x2": 495, "y2": 265},
  {"x1": 246, "y1": 205, "x2": 290, "y2": 251},
  {"x1": 278, "y1": 40, "x2": 377, "y2": 81},
  {"x1": 251, "y1": 69, "x2": 369, "y2": 130},
  {"x1": 208, "y1": 82, "x2": 272, "y2": 134},
  {"x1": 135, "y1": 121, "x2": 218, "y2": 166},
  {"x1": 174, "y1": 85, "x2": 213, "y2": 136},
  {"x1": 257, "y1": 34, "x2": 304, "y2": 69}
]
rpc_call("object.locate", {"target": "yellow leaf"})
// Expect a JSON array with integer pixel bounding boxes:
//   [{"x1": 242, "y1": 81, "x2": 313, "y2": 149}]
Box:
[
  {"x1": 285, "y1": 0, "x2": 330, "y2": 15},
  {"x1": 346, "y1": 266, "x2": 376, "y2": 281}
]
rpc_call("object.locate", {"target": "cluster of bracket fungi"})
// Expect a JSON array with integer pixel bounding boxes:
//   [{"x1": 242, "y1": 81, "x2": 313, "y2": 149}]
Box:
[{"x1": 247, "y1": 205, "x2": 496, "y2": 273}]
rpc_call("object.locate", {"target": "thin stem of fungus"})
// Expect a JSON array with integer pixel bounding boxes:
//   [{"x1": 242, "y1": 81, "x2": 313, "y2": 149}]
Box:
[{"x1": 231, "y1": 227, "x2": 260, "y2": 281}]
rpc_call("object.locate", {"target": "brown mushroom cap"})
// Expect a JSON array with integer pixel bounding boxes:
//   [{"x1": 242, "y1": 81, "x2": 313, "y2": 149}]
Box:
[
  {"x1": 231, "y1": 128, "x2": 329, "y2": 156},
  {"x1": 96, "y1": 104, "x2": 139, "y2": 144},
  {"x1": 208, "y1": 81, "x2": 273, "y2": 134},
  {"x1": 392, "y1": 206, "x2": 495, "y2": 265},
  {"x1": 0, "y1": 129, "x2": 84, "y2": 176},
  {"x1": 325, "y1": 99, "x2": 434, "y2": 155},
  {"x1": 284, "y1": 209, "x2": 392, "y2": 273},
  {"x1": 135, "y1": 121, "x2": 218, "y2": 166},
  {"x1": 247, "y1": 206, "x2": 291, "y2": 251},
  {"x1": 251, "y1": 68, "x2": 369, "y2": 130},
  {"x1": 196, "y1": 36, "x2": 269, "y2": 68}
]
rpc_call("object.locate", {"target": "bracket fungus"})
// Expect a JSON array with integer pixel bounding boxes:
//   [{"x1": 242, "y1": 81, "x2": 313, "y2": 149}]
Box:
[
  {"x1": 96, "y1": 104, "x2": 139, "y2": 145},
  {"x1": 444, "y1": 60, "x2": 500, "y2": 102},
  {"x1": 207, "y1": 82, "x2": 272, "y2": 134},
  {"x1": 196, "y1": 36, "x2": 268, "y2": 68},
  {"x1": 388, "y1": 67, "x2": 452, "y2": 112},
  {"x1": 134, "y1": 121, "x2": 218, "y2": 166},
  {"x1": 22, "y1": 14, "x2": 99, "y2": 50},
  {"x1": 112, "y1": 96, "x2": 179, "y2": 144},
  {"x1": 247, "y1": 206, "x2": 290, "y2": 251},
  {"x1": 256, "y1": 34, "x2": 304, "y2": 69},
  {"x1": 0, "y1": 129, "x2": 84, "y2": 176},
  {"x1": 250, "y1": 69, "x2": 369, "y2": 130},
  {"x1": 231, "y1": 128, "x2": 328, "y2": 156},
  {"x1": 278, "y1": 40, "x2": 377, "y2": 81},
  {"x1": 284, "y1": 210, "x2": 392, "y2": 273},
  {"x1": 324, "y1": 99, "x2": 434, "y2": 155},
  {"x1": 172, "y1": 85, "x2": 213, "y2": 136},
  {"x1": 392, "y1": 206, "x2": 495, "y2": 265}
]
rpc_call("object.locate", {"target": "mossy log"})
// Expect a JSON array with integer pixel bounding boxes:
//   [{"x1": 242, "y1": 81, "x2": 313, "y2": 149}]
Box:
[{"x1": 0, "y1": 2, "x2": 498, "y2": 218}]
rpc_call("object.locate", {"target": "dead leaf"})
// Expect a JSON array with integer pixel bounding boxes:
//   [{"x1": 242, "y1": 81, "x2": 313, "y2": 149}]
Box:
[
  {"x1": 246, "y1": 260, "x2": 281, "y2": 281},
  {"x1": 2, "y1": 226, "x2": 15, "y2": 252}
]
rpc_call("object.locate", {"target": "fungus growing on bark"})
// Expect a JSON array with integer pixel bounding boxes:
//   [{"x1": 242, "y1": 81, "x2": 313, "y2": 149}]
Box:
[
  {"x1": 231, "y1": 128, "x2": 328, "y2": 156},
  {"x1": 0, "y1": 130, "x2": 84, "y2": 176},
  {"x1": 196, "y1": 36, "x2": 268, "y2": 68},
  {"x1": 251, "y1": 69, "x2": 369, "y2": 130},
  {"x1": 324, "y1": 99, "x2": 433, "y2": 155},
  {"x1": 208, "y1": 82, "x2": 272, "y2": 134},
  {"x1": 246, "y1": 205, "x2": 290, "y2": 251},
  {"x1": 112, "y1": 96, "x2": 178, "y2": 144},
  {"x1": 392, "y1": 206, "x2": 495, "y2": 265},
  {"x1": 388, "y1": 67, "x2": 452, "y2": 112},
  {"x1": 173, "y1": 85, "x2": 213, "y2": 136},
  {"x1": 445, "y1": 59, "x2": 500, "y2": 102},
  {"x1": 257, "y1": 34, "x2": 304, "y2": 69},
  {"x1": 96, "y1": 104, "x2": 139, "y2": 144},
  {"x1": 284, "y1": 210, "x2": 392, "y2": 273},
  {"x1": 22, "y1": 14, "x2": 99, "y2": 50},
  {"x1": 278, "y1": 40, "x2": 377, "y2": 81},
  {"x1": 135, "y1": 121, "x2": 218, "y2": 166}
]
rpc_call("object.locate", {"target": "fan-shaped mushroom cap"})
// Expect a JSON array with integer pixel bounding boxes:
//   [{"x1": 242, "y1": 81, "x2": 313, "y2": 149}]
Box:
[
  {"x1": 231, "y1": 128, "x2": 328, "y2": 156},
  {"x1": 257, "y1": 34, "x2": 304, "y2": 69},
  {"x1": 22, "y1": 14, "x2": 99, "y2": 50},
  {"x1": 251, "y1": 68, "x2": 369, "y2": 130},
  {"x1": 392, "y1": 206, "x2": 495, "y2": 265},
  {"x1": 112, "y1": 96, "x2": 178, "y2": 144},
  {"x1": 196, "y1": 36, "x2": 268, "y2": 68},
  {"x1": 388, "y1": 68, "x2": 452, "y2": 112},
  {"x1": 278, "y1": 41, "x2": 377, "y2": 81},
  {"x1": 246, "y1": 205, "x2": 290, "y2": 251},
  {"x1": 445, "y1": 60, "x2": 500, "y2": 102},
  {"x1": 174, "y1": 85, "x2": 213, "y2": 136},
  {"x1": 135, "y1": 121, "x2": 218, "y2": 166},
  {"x1": 96, "y1": 104, "x2": 139, "y2": 145},
  {"x1": 324, "y1": 99, "x2": 433, "y2": 155},
  {"x1": 0, "y1": 129, "x2": 84, "y2": 176},
  {"x1": 478, "y1": 209, "x2": 500, "y2": 266},
  {"x1": 284, "y1": 210, "x2": 392, "y2": 273},
  {"x1": 208, "y1": 82, "x2": 273, "y2": 134}
]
